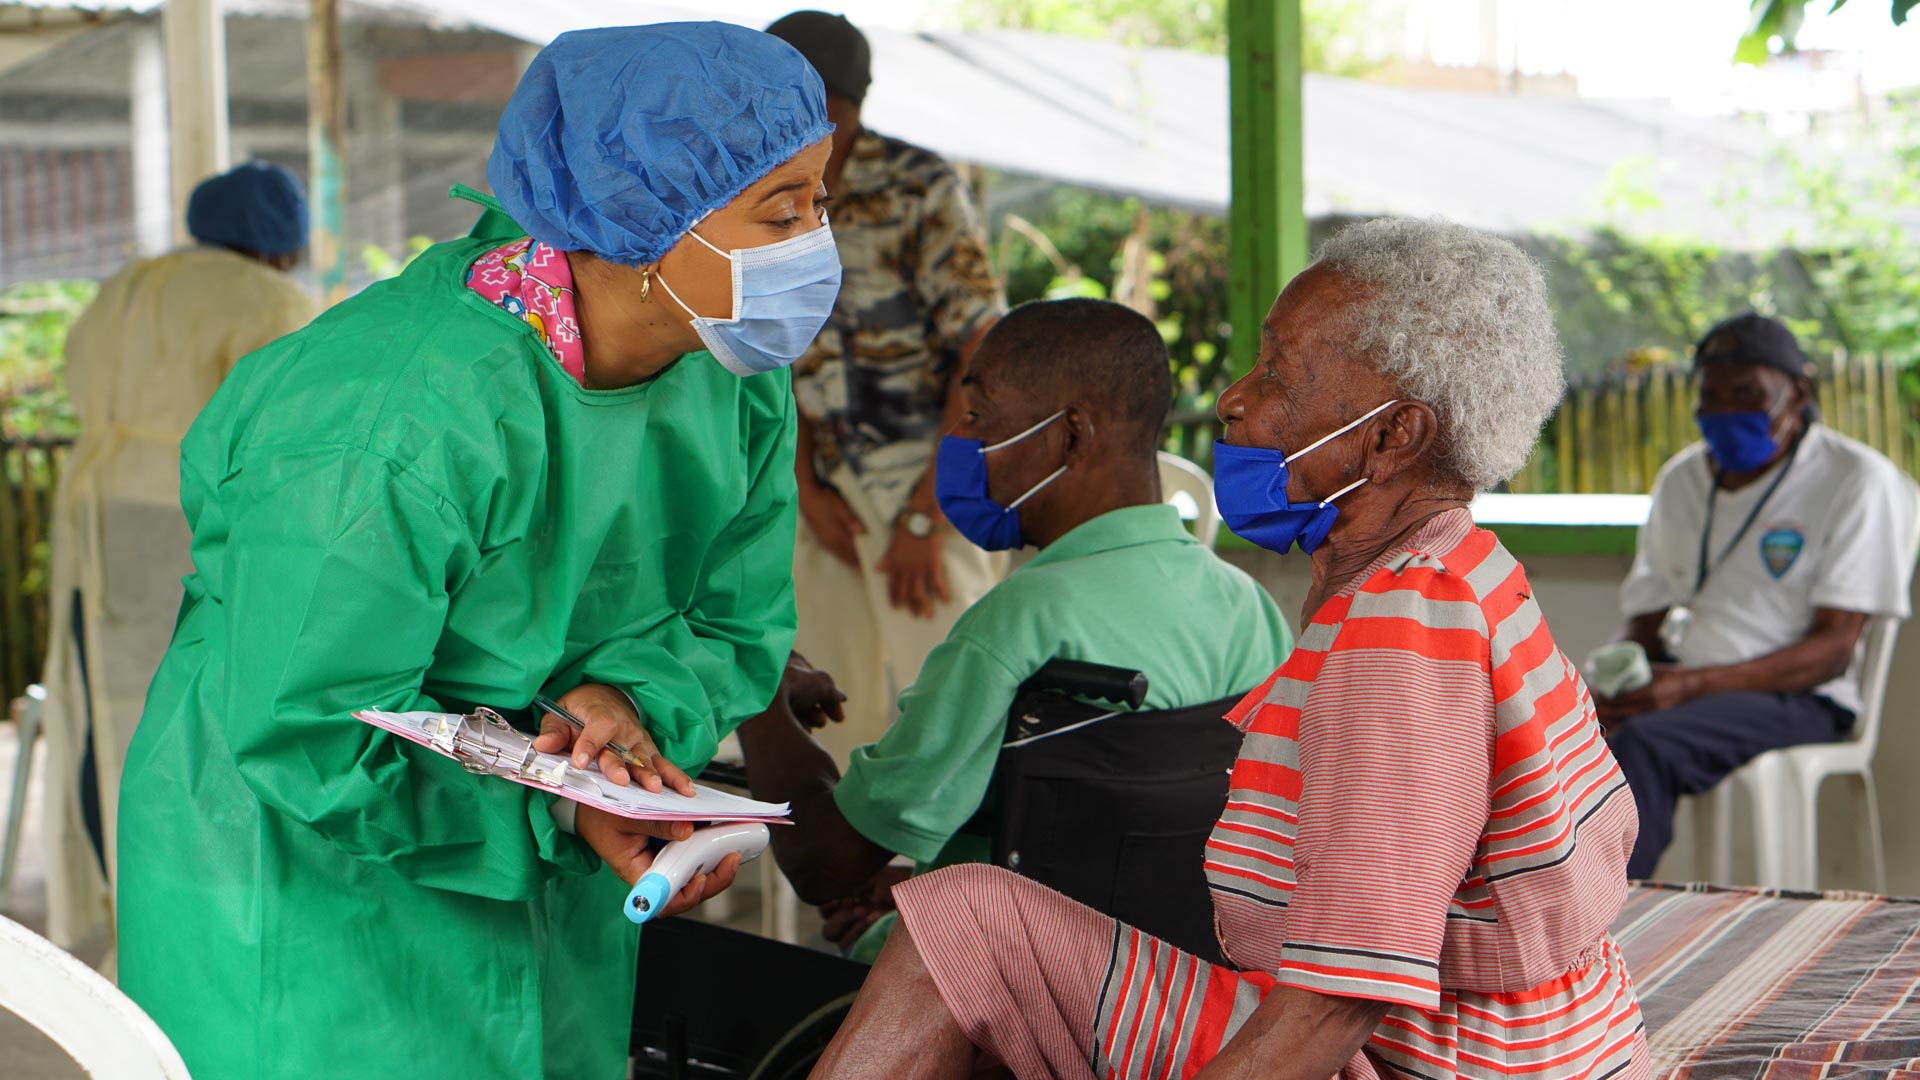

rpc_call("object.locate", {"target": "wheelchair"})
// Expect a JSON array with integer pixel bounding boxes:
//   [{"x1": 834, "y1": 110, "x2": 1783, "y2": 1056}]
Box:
[{"x1": 630, "y1": 660, "x2": 1245, "y2": 1079}]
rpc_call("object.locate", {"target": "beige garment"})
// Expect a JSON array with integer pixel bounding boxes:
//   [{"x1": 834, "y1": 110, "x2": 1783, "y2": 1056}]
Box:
[
  {"x1": 39, "y1": 248, "x2": 314, "y2": 948},
  {"x1": 793, "y1": 466, "x2": 1003, "y2": 766}
]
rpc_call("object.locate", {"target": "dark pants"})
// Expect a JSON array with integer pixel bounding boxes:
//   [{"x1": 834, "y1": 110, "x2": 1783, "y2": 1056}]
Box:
[{"x1": 1608, "y1": 690, "x2": 1852, "y2": 879}]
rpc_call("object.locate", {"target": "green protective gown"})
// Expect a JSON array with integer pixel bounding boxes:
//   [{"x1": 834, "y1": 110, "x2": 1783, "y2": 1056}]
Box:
[{"x1": 117, "y1": 193, "x2": 799, "y2": 1080}]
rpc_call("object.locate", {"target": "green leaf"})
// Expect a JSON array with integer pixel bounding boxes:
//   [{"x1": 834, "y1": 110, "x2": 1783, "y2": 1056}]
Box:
[
  {"x1": 1734, "y1": 29, "x2": 1775, "y2": 64},
  {"x1": 1895, "y1": 0, "x2": 1916, "y2": 23}
]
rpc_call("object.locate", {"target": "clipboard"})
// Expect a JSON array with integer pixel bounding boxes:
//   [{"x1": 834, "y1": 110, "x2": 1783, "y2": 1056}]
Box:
[{"x1": 354, "y1": 707, "x2": 790, "y2": 823}]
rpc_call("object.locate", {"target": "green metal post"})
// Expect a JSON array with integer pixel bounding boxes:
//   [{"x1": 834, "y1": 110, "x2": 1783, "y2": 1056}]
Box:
[{"x1": 1226, "y1": 0, "x2": 1308, "y2": 378}]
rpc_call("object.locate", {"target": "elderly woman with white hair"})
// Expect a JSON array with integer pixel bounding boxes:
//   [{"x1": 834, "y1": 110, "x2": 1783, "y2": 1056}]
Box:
[{"x1": 809, "y1": 218, "x2": 1648, "y2": 1080}]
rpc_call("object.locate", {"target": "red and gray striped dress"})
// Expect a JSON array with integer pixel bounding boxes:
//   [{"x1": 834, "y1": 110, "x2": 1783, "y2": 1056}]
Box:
[{"x1": 892, "y1": 510, "x2": 1650, "y2": 1080}]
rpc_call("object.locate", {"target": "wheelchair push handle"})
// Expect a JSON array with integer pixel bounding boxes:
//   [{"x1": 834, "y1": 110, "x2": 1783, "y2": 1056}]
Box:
[{"x1": 1022, "y1": 659, "x2": 1149, "y2": 710}]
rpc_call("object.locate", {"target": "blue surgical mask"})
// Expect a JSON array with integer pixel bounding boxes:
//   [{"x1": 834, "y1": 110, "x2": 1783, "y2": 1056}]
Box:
[
  {"x1": 1696, "y1": 401, "x2": 1785, "y2": 474},
  {"x1": 657, "y1": 218, "x2": 842, "y2": 377},
  {"x1": 1213, "y1": 400, "x2": 1398, "y2": 555},
  {"x1": 936, "y1": 410, "x2": 1067, "y2": 552}
]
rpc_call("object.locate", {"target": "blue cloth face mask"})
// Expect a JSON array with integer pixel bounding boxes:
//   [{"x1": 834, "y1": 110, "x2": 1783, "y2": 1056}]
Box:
[
  {"x1": 657, "y1": 219, "x2": 843, "y2": 377},
  {"x1": 1213, "y1": 400, "x2": 1398, "y2": 555},
  {"x1": 1695, "y1": 401, "x2": 1785, "y2": 473},
  {"x1": 936, "y1": 410, "x2": 1068, "y2": 552}
]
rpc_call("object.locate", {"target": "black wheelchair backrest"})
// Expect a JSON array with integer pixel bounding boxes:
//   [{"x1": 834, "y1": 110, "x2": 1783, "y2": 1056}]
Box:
[{"x1": 992, "y1": 660, "x2": 1246, "y2": 965}]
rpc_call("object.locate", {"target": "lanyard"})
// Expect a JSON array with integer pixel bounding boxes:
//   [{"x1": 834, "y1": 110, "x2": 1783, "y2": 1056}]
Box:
[{"x1": 1693, "y1": 434, "x2": 1802, "y2": 595}]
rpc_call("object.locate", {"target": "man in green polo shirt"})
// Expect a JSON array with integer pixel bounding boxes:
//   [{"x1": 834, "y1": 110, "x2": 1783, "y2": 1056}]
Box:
[{"x1": 738, "y1": 298, "x2": 1291, "y2": 958}]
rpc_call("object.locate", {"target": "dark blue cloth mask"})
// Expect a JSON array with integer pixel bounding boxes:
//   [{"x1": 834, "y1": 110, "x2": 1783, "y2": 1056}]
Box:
[
  {"x1": 935, "y1": 411, "x2": 1066, "y2": 552},
  {"x1": 1213, "y1": 400, "x2": 1397, "y2": 556},
  {"x1": 1695, "y1": 409, "x2": 1782, "y2": 473}
]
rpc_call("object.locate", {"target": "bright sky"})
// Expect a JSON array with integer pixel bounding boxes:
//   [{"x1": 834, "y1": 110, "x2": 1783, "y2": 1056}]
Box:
[{"x1": 1424, "y1": 0, "x2": 1920, "y2": 110}]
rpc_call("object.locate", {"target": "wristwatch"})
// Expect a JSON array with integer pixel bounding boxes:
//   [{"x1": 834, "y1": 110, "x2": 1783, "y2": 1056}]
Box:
[{"x1": 900, "y1": 511, "x2": 935, "y2": 539}]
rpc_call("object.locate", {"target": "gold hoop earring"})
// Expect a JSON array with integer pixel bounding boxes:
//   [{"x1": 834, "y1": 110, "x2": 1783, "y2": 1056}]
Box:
[{"x1": 639, "y1": 266, "x2": 655, "y2": 303}]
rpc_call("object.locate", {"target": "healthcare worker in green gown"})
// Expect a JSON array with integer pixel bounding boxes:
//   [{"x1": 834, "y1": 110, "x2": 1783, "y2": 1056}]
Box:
[{"x1": 117, "y1": 23, "x2": 839, "y2": 1079}]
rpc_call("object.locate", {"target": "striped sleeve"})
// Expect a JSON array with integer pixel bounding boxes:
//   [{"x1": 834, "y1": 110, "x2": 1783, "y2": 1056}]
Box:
[{"x1": 1274, "y1": 576, "x2": 1494, "y2": 1011}]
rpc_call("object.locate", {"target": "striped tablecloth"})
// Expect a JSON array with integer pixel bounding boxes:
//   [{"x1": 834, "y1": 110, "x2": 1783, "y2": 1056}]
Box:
[{"x1": 1616, "y1": 883, "x2": 1920, "y2": 1079}]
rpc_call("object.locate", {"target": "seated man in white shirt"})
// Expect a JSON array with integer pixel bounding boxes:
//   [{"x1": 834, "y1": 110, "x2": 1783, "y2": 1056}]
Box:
[{"x1": 1601, "y1": 313, "x2": 1918, "y2": 878}]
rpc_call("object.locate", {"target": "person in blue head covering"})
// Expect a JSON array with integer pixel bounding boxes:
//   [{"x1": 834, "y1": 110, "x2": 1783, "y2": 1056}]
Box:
[
  {"x1": 37, "y1": 161, "x2": 315, "y2": 955},
  {"x1": 185, "y1": 160, "x2": 309, "y2": 269},
  {"x1": 117, "y1": 22, "x2": 839, "y2": 1080}
]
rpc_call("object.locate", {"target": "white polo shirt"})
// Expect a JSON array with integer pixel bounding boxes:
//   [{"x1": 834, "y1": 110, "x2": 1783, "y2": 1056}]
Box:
[{"x1": 1620, "y1": 424, "x2": 1918, "y2": 715}]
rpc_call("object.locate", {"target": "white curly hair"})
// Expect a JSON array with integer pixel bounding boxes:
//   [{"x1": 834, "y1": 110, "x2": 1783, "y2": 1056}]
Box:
[{"x1": 1314, "y1": 217, "x2": 1565, "y2": 492}]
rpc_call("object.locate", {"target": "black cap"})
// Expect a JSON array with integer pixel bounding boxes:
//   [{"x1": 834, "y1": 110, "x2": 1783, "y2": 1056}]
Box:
[
  {"x1": 766, "y1": 11, "x2": 871, "y2": 105},
  {"x1": 1692, "y1": 312, "x2": 1814, "y2": 380}
]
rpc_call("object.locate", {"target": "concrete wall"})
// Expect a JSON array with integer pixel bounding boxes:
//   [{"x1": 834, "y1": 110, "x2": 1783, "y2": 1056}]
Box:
[{"x1": 1222, "y1": 545, "x2": 1920, "y2": 896}]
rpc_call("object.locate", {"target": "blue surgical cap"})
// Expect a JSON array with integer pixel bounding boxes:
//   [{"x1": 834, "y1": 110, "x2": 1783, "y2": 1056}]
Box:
[
  {"x1": 489, "y1": 22, "x2": 833, "y2": 267},
  {"x1": 186, "y1": 161, "x2": 309, "y2": 256}
]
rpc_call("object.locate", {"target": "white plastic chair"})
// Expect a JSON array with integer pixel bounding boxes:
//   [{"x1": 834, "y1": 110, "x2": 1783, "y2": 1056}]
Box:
[
  {"x1": 1158, "y1": 451, "x2": 1220, "y2": 550},
  {"x1": 1, "y1": 684, "x2": 47, "y2": 905},
  {"x1": 1692, "y1": 613, "x2": 1900, "y2": 892},
  {"x1": 0, "y1": 914, "x2": 192, "y2": 1078}
]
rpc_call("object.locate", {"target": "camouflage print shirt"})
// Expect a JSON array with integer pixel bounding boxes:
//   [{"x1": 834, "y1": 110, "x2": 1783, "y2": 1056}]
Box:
[{"x1": 794, "y1": 129, "x2": 1006, "y2": 525}]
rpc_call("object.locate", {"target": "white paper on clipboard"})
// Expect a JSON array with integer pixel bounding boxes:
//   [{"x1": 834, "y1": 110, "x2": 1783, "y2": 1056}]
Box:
[{"x1": 354, "y1": 708, "x2": 790, "y2": 823}]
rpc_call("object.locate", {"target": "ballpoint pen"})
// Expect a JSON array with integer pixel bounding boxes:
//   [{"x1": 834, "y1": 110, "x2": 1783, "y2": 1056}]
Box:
[{"x1": 532, "y1": 692, "x2": 650, "y2": 772}]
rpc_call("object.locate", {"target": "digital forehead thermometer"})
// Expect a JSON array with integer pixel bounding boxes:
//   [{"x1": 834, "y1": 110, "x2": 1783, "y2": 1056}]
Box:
[{"x1": 624, "y1": 822, "x2": 771, "y2": 924}]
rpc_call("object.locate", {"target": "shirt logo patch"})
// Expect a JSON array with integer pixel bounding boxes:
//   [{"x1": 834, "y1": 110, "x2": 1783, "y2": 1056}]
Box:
[{"x1": 1760, "y1": 528, "x2": 1804, "y2": 579}]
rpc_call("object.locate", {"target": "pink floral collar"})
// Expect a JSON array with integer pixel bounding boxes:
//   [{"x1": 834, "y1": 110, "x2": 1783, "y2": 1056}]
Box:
[{"x1": 467, "y1": 239, "x2": 585, "y2": 384}]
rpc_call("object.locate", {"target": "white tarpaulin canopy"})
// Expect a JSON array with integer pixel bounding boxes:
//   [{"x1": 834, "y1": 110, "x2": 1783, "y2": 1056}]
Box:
[{"x1": 0, "y1": 0, "x2": 1831, "y2": 245}]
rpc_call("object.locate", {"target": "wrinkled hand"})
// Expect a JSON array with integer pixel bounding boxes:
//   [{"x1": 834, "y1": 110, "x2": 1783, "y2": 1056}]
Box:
[
  {"x1": 530, "y1": 683, "x2": 694, "y2": 795},
  {"x1": 1595, "y1": 665, "x2": 1701, "y2": 727},
  {"x1": 818, "y1": 865, "x2": 912, "y2": 954},
  {"x1": 877, "y1": 527, "x2": 949, "y2": 619},
  {"x1": 574, "y1": 807, "x2": 741, "y2": 916},
  {"x1": 779, "y1": 651, "x2": 848, "y2": 731},
  {"x1": 799, "y1": 481, "x2": 865, "y2": 570}
]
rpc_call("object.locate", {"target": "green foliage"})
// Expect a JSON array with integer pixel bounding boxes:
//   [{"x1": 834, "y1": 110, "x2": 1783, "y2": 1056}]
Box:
[
  {"x1": 1557, "y1": 97, "x2": 1920, "y2": 376},
  {"x1": 1553, "y1": 230, "x2": 1806, "y2": 360},
  {"x1": 1738, "y1": 0, "x2": 1914, "y2": 63},
  {"x1": 990, "y1": 183, "x2": 1232, "y2": 458},
  {"x1": 361, "y1": 236, "x2": 434, "y2": 281},
  {"x1": 0, "y1": 280, "x2": 93, "y2": 440},
  {"x1": 1774, "y1": 128, "x2": 1920, "y2": 368}
]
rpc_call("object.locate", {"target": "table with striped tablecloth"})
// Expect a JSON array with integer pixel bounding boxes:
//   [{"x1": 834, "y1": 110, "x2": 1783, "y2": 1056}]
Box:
[{"x1": 1616, "y1": 883, "x2": 1920, "y2": 1079}]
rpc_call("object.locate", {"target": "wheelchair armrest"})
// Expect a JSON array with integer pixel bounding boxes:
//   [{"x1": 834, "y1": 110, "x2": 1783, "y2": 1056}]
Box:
[
  {"x1": 699, "y1": 760, "x2": 750, "y2": 790},
  {"x1": 1019, "y1": 659, "x2": 1149, "y2": 711}
]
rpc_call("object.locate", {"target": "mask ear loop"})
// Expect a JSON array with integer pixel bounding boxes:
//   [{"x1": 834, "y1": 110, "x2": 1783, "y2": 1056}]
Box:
[
  {"x1": 653, "y1": 211, "x2": 742, "y2": 323},
  {"x1": 1007, "y1": 465, "x2": 1069, "y2": 511},
  {"x1": 651, "y1": 268, "x2": 702, "y2": 321},
  {"x1": 983, "y1": 409, "x2": 1066, "y2": 454},
  {"x1": 1319, "y1": 475, "x2": 1370, "y2": 507},
  {"x1": 1285, "y1": 399, "x2": 1401, "y2": 464}
]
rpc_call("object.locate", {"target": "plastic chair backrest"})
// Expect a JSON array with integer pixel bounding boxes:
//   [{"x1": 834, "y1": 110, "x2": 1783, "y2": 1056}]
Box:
[
  {"x1": 990, "y1": 682, "x2": 1243, "y2": 964},
  {"x1": 1849, "y1": 615, "x2": 1900, "y2": 753},
  {"x1": 1157, "y1": 451, "x2": 1220, "y2": 549},
  {"x1": 1850, "y1": 498, "x2": 1920, "y2": 753},
  {"x1": 0, "y1": 915, "x2": 192, "y2": 1079}
]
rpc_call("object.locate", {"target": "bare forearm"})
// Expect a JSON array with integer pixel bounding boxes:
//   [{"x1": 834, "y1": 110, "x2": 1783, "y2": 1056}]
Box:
[
  {"x1": 795, "y1": 398, "x2": 822, "y2": 490},
  {"x1": 1624, "y1": 611, "x2": 1667, "y2": 657},
  {"x1": 1686, "y1": 628, "x2": 1859, "y2": 698},
  {"x1": 1191, "y1": 986, "x2": 1390, "y2": 1080},
  {"x1": 735, "y1": 710, "x2": 893, "y2": 903}
]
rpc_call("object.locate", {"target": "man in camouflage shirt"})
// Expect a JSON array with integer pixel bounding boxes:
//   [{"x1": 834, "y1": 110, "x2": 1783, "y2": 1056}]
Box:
[{"x1": 769, "y1": 11, "x2": 1008, "y2": 761}]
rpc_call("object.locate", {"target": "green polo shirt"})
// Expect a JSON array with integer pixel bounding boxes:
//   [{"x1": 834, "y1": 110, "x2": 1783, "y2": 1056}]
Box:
[{"x1": 834, "y1": 502, "x2": 1293, "y2": 871}]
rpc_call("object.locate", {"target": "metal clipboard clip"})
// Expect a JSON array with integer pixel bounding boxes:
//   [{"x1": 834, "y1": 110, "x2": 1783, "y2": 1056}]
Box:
[{"x1": 430, "y1": 708, "x2": 594, "y2": 796}]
